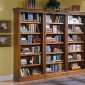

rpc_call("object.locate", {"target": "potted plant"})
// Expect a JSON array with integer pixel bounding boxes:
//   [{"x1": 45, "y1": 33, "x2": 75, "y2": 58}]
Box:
[{"x1": 46, "y1": 0, "x2": 60, "y2": 11}]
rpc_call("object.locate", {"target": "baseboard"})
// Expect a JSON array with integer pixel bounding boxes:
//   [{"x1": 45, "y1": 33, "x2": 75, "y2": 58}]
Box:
[{"x1": 0, "y1": 75, "x2": 13, "y2": 81}]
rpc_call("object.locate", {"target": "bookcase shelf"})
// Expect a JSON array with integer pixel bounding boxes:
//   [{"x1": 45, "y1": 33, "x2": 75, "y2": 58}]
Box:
[
  {"x1": 20, "y1": 53, "x2": 41, "y2": 56},
  {"x1": 21, "y1": 43, "x2": 42, "y2": 45},
  {"x1": 21, "y1": 21, "x2": 42, "y2": 24},
  {"x1": 68, "y1": 32, "x2": 84, "y2": 35},
  {"x1": 68, "y1": 51, "x2": 84, "y2": 53},
  {"x1": 46, "y1": 42, "x2": 64, "y2": 44},
  {"x1": 46, "y1": 61, "x2": 63, "y2": 65},
  {"x1": 21, "y1": 33, "x2": 41, "y2": 35},
  {"x1": 46, "y1": 52, "x2": 63, "y2": 55},
  {"x1": 68, "y1": 41, "x2": 83, "y2": 44},
  {"x1": 46, "y1": 33, "x2": 64, "y2": 35},
  {"x1": 21, "y1": 64, "x2": 41, "y2": 67},
  {"x1": 68, "y1": 59, "x2": 84, "y2": 63},
  {"x1": 14, "y1": 8, "x2": 85, "y2": 82},
  {"x1": 68, "y1": 23, "x2": 83, "y2": 25},
  {"x1": 46, "y1": 23, "x2": 64, "y2": 25}
]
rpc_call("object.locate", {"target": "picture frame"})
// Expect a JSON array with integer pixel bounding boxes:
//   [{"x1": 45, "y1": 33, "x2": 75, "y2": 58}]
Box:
[
  {"x1": 0, "y1": 35, "x2": 11, "y2": 47},
  {"x1": 0, "y1": 20, "x2": 11, "y2": 33}
]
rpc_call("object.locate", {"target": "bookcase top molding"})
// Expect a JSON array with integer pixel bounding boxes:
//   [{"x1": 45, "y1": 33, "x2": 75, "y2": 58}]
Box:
[{"x1": 13, "y1": 8, "x2": 85, "y2": 16}]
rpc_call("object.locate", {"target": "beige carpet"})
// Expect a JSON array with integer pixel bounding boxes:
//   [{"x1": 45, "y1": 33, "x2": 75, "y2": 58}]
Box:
[{"x1": 1, "y1": 73, "x2": 85, "y2": 85}]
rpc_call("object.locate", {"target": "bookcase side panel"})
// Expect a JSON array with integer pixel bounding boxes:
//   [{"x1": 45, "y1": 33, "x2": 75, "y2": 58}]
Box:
[{"x1": 14, "y1": 11, "x2": 21, "y2": 82}]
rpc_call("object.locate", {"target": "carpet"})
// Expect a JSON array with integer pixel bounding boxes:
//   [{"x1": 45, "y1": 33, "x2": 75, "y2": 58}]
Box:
[{"x1": 1, "y1": 73, "x2": 85, "y2": 85}]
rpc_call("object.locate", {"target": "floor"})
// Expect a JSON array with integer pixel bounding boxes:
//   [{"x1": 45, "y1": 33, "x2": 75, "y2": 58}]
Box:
[{"x1": 0, "y1": 73, "x2": 85, "y2": 85}]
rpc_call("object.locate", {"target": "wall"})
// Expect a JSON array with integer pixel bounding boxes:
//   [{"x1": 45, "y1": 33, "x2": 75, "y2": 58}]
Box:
[
  {"x1": 81, "y1": 0, "x2": 85, "y2": 11},
  {"x1": 60, "y1": 0, "x2": 81, "y2": 9},
  {"x1": 0, "y1": 0, "x2": 25, "y2": 76},
  {"x1": 0, "y1": 0, "x2": 85, "y2": 77}
]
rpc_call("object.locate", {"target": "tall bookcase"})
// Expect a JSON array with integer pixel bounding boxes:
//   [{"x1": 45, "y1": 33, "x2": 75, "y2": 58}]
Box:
[
  {"x1": 14, "y1": 8, "x2": 85, "y2": 82},
  {"x1": 66, "y1": 12, "x2": 85, "y2": 74}
]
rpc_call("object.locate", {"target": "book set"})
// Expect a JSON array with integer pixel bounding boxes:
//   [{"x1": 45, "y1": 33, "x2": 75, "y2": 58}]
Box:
[
  {"x1": 21, "y1": 24, "x2": 39, "y2": 33},
  {"x1": 20, "y1": 12, "x2": 42, "y2": 22},
  {"x1": 21, "y1": 35, "x2": 41, "y2": 44}
]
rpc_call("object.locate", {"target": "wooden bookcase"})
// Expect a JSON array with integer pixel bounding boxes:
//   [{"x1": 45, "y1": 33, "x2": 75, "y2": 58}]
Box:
[
  {"x1": 13, "y1": 8, "x2": 85, "y2": 82},
  {"x1": 66, "y1": 11, "x2": 85, "y2": 75}
]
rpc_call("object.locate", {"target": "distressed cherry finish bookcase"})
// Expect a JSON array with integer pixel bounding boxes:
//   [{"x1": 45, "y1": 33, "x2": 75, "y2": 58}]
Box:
[{"x1": 13, "y1": 8, "x2": 85, "y2": 82}]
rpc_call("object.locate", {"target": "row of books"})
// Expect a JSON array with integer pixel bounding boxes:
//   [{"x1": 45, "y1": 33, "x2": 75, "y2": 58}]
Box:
[
  {"x1": 68, "y1": 25, "x2": 83, "y2": 33},
  {"x1": 46, "y1": 45, "x2": 62, "y2": 53},
  {"x1": 68, "y1": 35, "x2": 82, "y2": 42},
  {"x1": 54, "y1": 16, "x2": 64, "y2": 23},
  {"x1": 21, "y1": 46, "x2": 40, "y2": 54},
  {"x1": 20, "y1": 24, "x2": 39, "y2": 33},
  {"x1": 68, "y1": 44, "x2": 82, "y2": 52},
  {"x1": 46, "y1": 15, "x2": 52, "y2": 23},
  {"x1": 46, "y1": 54, "x2": 62, "y2": 63},
  {"x1": 21, "y1": 55, "x2": 41, "y2": 65},
  {"x1": 46, "y1": 24, "x2": 63, "y2": 33},
  {"x1": 21, "y1": 35, "x2": 41, "y2": 44},
  {"x1": 46, "y1": 15, "x2": 64, "y2": 23},
  {"x1": 68, "y1": 16, "x2": 82, "y2": 24},
  {"x1": 20, "y1": 12, "x2": 42, "y2": 22},
  {"x1": 46, "y1": 64, "x2": 62, "y2": 72},
  {"x1": 26, "y1": 0, "x2": 36, "y2": 9},
  {"x1": 70, "y1": 63, "x2": 81, "y2": 70},
  {"x1": 20, "y1": 68, "x2": 41, "y2": 77},
  {"x1": 46, "y1": 35, "x2": 62, "y2": 43},
  {"x1": 68, "y1": 53, "x2": 81, "y2": 61}
]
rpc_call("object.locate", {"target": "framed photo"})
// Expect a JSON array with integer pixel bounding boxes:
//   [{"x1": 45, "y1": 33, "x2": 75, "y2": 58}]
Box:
[
  {"x1": 0, "y1": 20, "x2": 11, "y2": 33},
  {"x1": 0, "y1": 35, "x2": 11, "y2": 47}
]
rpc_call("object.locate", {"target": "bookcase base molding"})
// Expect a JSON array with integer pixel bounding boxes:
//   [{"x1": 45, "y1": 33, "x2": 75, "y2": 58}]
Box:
[{"x1": 14, "y1": 69, "x2": 85, "y2": 82}]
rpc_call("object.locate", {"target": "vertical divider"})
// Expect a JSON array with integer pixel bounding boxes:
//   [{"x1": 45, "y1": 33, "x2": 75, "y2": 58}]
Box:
[
  {"x1": 14, "y1": 10, "x2": 21, "y2": 82},
  {"x1": 42, "y1": 13, "x2": 46, "y2": 74},
  {"x1": 64, "y1": 14, "x2": 69, "y2": 71},
  {"x1": 82, "y1": 16, "x2": 85, "y2": 68}
]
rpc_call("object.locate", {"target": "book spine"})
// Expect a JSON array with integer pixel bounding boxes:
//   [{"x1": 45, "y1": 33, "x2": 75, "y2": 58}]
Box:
[
  {"x1": 32, "y1": 47, "x2": 35, "y2": 54},
  {"x1": 54, "y1": 64, "x2": 58, "y2": 72}
]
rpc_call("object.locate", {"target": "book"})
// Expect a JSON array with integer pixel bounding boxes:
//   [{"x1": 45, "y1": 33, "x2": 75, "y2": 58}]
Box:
[
  {"x1": 54, "y1": 64, "x2": 58, "y2": 72},
  {"x1": 46, "y1": 45, "x2": 51, "y2": 53},
  {"x1": 20, "y1": 68, "x2": 30, "y2": 77},
  {"x1": 21, "y1": 59, "x2": 27, "y2": 65}
]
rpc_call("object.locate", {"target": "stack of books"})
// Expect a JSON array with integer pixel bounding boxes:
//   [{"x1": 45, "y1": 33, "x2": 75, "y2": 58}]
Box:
[{"x1": 68, "y1": 53, "x2": 82, "y2": 61}]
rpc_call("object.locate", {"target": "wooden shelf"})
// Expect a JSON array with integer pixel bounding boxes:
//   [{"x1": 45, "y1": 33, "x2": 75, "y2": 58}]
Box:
[
  {"x1": 68, "y1": 50, "x2": 83, "y2": 53},
  {"x1": 68, "y1": 59, "x2": 84, "y2": 63},
  {"x1": 68, "y1": 41, "x2": 83, "y2": 44},
  {"x1": 21, "y1": 64, "x2": 41, "y2": 67},
  {"x1": 46, "y1": 33, "x2": 63, "y2": 35},
  {"x1": 21, "y1": 32, "x2": 41, "y2": 35},
  {"x1": 68, "y1": 32, "x2": 84, "y2": 35},
  {"x1": 21, "y1": 21, "x2": 42, "y2": 24},
  {"x1": 68, "y1": 23, "x2": 83, "y2": 25},
  {"x1": 46, "y1": 52, "x2": 63, "y2": 55},
  {"x1": 21, "y1": 43, "x2": 42, "y2": 45},
  {"x1": 20, "y1": 53, "x2": 41, "y2": 56},
  {"x1": 19, "y1": 74, "x2": 45, "y2": 82},
  {"x1": 46, "y1": 22, "x2": 64, "y2": 25},
  {"x1": 68, "y1": 69, "x2": 85, "y2": 75},
  {"x1": 46, "y1": 61, "x2": 63, "y2": 65},
  {"x1": 46, "y1": 42, "x2": 64, "y2": 44}
]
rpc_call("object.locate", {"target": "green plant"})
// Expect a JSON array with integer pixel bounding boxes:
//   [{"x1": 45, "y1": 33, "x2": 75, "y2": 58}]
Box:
[{"x1": 46, "y1": 0, "x2": 60, "y2": 10}]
